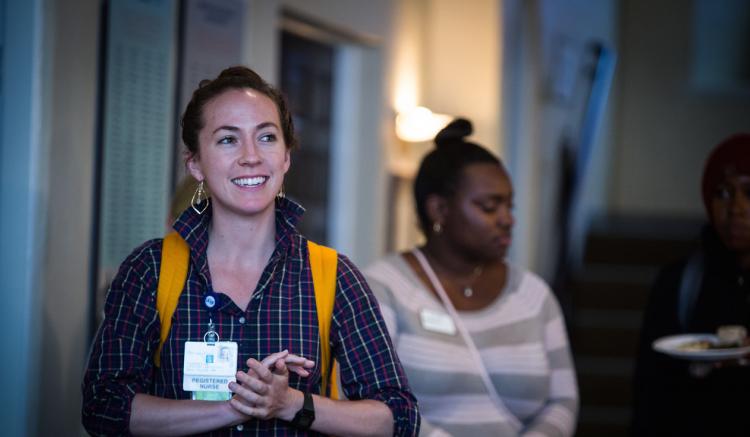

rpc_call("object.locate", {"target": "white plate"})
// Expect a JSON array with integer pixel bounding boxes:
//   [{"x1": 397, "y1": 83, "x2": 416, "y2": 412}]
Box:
[{"x1": 653, "y1": 334, "x2": 750, "y2": 361}]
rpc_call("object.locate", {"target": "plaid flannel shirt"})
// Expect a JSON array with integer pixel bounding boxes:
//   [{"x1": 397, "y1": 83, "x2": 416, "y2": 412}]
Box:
[{"x1": 82, "y1": 197, "x2": 419, "y2": 436}]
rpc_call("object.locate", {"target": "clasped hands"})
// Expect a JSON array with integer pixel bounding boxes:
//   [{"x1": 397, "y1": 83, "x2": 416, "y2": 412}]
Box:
[{"x1": 227, "y1": 350, "x2": 314, "y2": 422}]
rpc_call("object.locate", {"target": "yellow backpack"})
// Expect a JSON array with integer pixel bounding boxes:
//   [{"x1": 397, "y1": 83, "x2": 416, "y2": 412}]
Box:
[{"x1": 154, "y1": 232, "x2": 340, "y2": 399}]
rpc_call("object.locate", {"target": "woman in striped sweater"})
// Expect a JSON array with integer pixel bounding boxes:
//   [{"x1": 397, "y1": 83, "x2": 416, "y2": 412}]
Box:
[{"x1": 365, "y1": 119, "x2": 578, "y2": 436}]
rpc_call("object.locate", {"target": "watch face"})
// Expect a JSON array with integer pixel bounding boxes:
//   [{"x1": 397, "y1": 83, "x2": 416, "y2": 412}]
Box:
[
  {"x1": 292, "y1": 392, "x2": 315, "y2": 430},
  {"x1": 296, "y1": 410, "x2": 314, "y2": 429}
]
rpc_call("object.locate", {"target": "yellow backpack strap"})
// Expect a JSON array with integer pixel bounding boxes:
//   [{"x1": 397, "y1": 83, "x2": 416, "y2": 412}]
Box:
[
  {"x1": 307, "y1": 240, "x2": 339, "y2": 399},
  {"x1": 155, "y1": 232, "x2": 190, "y2": 367}
]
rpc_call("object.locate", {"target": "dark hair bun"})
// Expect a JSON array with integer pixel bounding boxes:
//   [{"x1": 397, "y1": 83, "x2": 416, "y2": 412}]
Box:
[
  {"x1": 218, "y1": 66, "x2": 256, "y2": 79},
  {"x1": 435, "y1": 118, "x2": 473, "y2": 148},
  {"x1": 198, "y1": 66, "x2": 265, "y2": 90}
]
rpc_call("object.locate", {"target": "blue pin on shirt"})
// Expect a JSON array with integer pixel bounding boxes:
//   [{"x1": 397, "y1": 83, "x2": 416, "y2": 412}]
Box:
[{"x1": 204, "y1": 293, "x2": 217, "y2": 309}]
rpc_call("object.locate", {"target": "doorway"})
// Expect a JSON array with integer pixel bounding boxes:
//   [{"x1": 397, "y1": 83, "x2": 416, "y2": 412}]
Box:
[{"x1": 279, "y1": 30, "x2": 335, "y2": 244}]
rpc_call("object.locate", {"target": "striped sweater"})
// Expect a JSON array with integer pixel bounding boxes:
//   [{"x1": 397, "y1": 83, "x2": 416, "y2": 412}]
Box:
[{"x1": 364, "y1": 254, "x2": 578, "y2": 437}]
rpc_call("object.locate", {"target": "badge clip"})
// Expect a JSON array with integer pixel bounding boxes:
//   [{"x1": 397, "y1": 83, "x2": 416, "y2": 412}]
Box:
[{"x1": 204, "y1": 319, "x2": 219, "y2": 344}]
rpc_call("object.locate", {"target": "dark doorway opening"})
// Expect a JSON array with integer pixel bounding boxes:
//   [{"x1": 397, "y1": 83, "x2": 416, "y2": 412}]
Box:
[{"x1": 280, "y1": 30, "x2": 335, "y2": 244}]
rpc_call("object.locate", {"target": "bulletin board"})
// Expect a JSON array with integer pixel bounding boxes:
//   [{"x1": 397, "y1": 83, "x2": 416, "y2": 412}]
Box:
[
  {"x1": 173, "y1": 0, "x2": 245, "y2": 183},
  {"x1": 94, "y1": 0, "x2": 178, "y2": 320},
  {"x1": 92, "y1": 0, "x2": 245, "y2": 326}
]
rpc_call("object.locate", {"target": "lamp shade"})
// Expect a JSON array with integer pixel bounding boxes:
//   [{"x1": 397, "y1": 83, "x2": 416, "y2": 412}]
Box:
[{"x1": 395, "y1": 106, "x2": 452, "y2": 142}]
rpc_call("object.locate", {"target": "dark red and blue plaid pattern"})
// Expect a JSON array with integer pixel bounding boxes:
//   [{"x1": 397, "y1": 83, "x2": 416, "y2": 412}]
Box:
[{"x1": 82, "y1": 197, "x2": 419, "y2": 436}]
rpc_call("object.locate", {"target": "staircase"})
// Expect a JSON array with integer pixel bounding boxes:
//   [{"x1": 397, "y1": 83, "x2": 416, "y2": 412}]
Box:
[{"x1": 567, "y1": 216, "x2": 702, "y2": 436}]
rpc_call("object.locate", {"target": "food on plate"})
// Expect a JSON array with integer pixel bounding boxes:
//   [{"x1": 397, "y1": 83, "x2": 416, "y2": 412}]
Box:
[
  {"x1": 677, "y1": 326, "x2": 748, "y2": 351},
  {"x1": 717, "y1": 325, "x2": 747, "y2": 347},
  {"x1": 676, "y1": 339, "x2": 714, "y2": 351}
]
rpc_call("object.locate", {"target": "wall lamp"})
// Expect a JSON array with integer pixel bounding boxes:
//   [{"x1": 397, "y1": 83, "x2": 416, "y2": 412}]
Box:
[{"x1": 395, "y1": 106, "x2": 452, "y2": 142}]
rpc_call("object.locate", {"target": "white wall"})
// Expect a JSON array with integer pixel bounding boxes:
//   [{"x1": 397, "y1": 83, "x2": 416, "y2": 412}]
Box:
[
  {"x1": 612, "y1": 0, "x2": 750, "y2": 217},
  {"x1": 539, "y1": 0, "x2": 619, "y2": 278},
  {"x1": 242, "y1": 0, "x2": 395, "y2": 102},
  {"x1": 328, "y1": 46, "x2": 388, "y2": 264},
  {"x1": 283, "y1": 0, "x2": 393, "y2": 41},
  {"x1": 503, "y1": 0, "x2": 619, "y2": 278},
  {"x1": 424, "y1": 0, "x2": 501, "y2": 154},
  {"x1": 385, "y1": 0, "x2": 503, "y2": 253}
]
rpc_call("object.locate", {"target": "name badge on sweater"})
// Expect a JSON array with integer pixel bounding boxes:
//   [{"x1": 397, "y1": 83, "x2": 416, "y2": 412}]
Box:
[{"x1": 419, "y1": 308, "x2": 457, "y2": 335}]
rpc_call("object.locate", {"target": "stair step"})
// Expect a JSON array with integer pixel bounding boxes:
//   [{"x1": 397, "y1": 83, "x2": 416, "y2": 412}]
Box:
[
  {"x1": 573, "y1": 309, "x2": 642, "y2": 330},
  {"x1": 588, "y1": 215, "x2": 703, "y2": 240},
  {"x1": 576, "y1": 404, "x2": 631, "y2": 437},
  {"x1": 569, "y1": 215, "x2": 701, "y2": 437},
  {"x1": 575, "y1": 357, "x2": 636, "y2": 415},
  {"x1": 579, "y1": 373, "x2": 633, "y2": 407},
  {"x1": 580, "y1": 405, "x2": 630, "y2": 424},
  {"x1": 570, "y1": 263, "x2": 660, "y2": 285},
  {"x1": 575, "y1": 423, "x2": 628, "y2": 437},
  {"x1": 584, "y1": 235, "x2": 697, "y2": 267},
  {"x1": 583, "y1": 215, "x2": 701, "y2": 267},
  {"x1": 571, "y1": 325, "x2": 640, "y2": 357},
  {"x1": 569, "y1": 280, "x2": 651, "y2": 311},
  {"x1": 575, "y1": 356, "x2": 634, "y2": 376}
]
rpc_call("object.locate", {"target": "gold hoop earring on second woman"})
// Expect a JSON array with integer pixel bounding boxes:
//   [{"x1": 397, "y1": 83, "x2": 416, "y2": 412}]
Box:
[
  {"x1": 277, "y1": 184, "x2": 285, "y2": 199},
  {"x1": 191, "y1": 180, "x2": 209, "y2": 215},
  {"x1": 432, "y1": 222, "x2": 442, "y2": 234}
]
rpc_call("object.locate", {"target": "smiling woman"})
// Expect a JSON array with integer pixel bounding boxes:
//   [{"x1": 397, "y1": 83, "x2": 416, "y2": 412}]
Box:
[
  {"x1": 187, "y1": 88, "x2": 291, "y2": 223},
  {"x1": 82, "y1": 66, "x2": 419, "y2": 436}
]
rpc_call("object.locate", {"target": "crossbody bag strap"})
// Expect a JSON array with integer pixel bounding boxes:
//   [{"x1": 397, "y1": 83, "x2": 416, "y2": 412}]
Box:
[
  {"x1": 155, "y1": 232, "x2": 190, "y2": 367},
  {"x1": 308, "y1": 240, "x2": 339, "y2": 399},
  {"x1": 413, "y1": 248, "x2": 522, "y2": 431}
]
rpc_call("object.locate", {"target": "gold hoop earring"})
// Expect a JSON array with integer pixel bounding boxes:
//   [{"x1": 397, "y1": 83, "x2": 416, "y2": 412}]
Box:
[
  {"x1": 277, "y1": 183, "x2": 285, "y2": 199},
  {"x1": 432, "y1": 222, "x2": 442, "y2": 234},
  {"x1": 191, "y1": 180, "x2": 209, "y2": 214}
]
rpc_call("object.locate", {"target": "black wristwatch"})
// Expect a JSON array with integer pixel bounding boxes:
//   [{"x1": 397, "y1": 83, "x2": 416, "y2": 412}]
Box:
[{"x1": 290, "y1": 391, "x2": 316, "y2": 430}]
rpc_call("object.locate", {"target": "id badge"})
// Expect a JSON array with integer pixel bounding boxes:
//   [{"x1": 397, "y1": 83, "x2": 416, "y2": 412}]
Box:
[
  {"x1": 183, "y1": 341, "x2": 237, "y2": 400},
  {"x1": 419, "y1": 308, "x2": 457, "y2": 335}
]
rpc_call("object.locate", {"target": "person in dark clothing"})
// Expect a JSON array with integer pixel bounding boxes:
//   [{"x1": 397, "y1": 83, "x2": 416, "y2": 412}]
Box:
[{"x1": 631, "y1": 133, "x2": 750, "y2": 436}]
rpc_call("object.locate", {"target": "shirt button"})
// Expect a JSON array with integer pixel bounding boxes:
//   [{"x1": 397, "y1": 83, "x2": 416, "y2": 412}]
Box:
[
  {"x1": 238, "y1": 316, "x2": 246, "y2": 324},
  {"x1": 236, "y1": 424, "x2": 244, "y2": 431}
]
